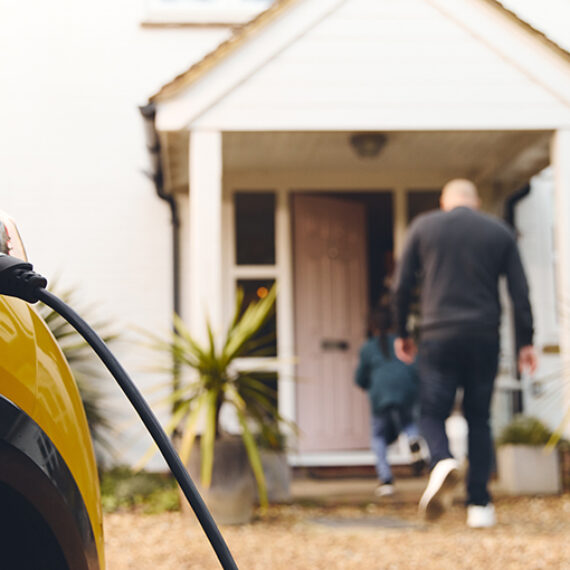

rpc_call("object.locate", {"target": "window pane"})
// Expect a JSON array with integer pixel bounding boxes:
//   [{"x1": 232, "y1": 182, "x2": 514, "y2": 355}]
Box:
[
  {"x1": 246, "y1": 371, "x2": 281, "y2": 448},
  {"x1": 407, "y1": 190, "x2": 441, "y2": 223},
  {"x1": 237, "y1": 278, "x2": 277, "y2": 357},
  {"x1": 248, "y1": 372, "x2": 278, "y2": 414},
  {"x1": 235, "y1": 192, "x2": 275, "y2": 265}
]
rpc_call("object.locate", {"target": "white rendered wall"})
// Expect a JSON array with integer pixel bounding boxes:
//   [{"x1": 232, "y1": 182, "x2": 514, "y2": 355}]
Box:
[{"x1": 0, "y1": 0, "x2": 229, "y2": 468}]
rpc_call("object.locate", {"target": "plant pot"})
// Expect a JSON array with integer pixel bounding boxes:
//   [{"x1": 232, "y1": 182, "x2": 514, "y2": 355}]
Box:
[
  {"x1": 182, "y1": 436, "x2": 256, "y2": 525},
  {"x1": 497, "y1": 444, "x2": 561, "y2": 495},
  {"x1": 258, "y1": 449, "x2": 291, "y2": 504}
]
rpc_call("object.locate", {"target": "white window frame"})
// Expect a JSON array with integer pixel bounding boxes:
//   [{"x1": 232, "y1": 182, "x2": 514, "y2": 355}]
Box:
[
  {"x1": 143, "y1": 0, "x2": 273, "y2": 25},
  {"x1": 223, "y1": 185, "x2": 296, "y2": 438}
]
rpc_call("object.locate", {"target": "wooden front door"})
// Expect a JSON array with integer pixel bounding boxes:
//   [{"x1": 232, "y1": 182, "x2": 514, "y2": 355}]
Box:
[{"x1": 293, "y1": 195, "x2": 370, "y2": 452}]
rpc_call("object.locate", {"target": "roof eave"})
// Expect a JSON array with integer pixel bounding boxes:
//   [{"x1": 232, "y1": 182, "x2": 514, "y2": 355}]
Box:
[{"x1": 149, "y1": 0, "x2": 300, "y2": 103}]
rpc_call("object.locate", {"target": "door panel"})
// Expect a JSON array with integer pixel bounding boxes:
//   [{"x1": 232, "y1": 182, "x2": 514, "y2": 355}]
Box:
[{"x1": 293, "y1": 195, "x2": 370, "y2": 452}]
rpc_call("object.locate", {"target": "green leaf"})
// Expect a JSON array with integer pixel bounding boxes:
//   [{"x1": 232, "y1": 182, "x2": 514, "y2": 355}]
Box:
[
  {"x1": 238, "y1": 374, "x2": 278, "y2": 397},
  {"x1": 546, "y1": 406, "x2": 570, "y2": 451},
  {"x1": 222, "y1": 285, "x2": 277, "y2": 364},
  {"x1": 206, "y1": 318, "x2": 217, "y2": 362},
  {"x1": 228, "y1": 288, "x2": 245, "y2": 332},
  {"x1": 234, "y1": 399, "x2": 268, "y2": 509},
  {"x1": 200, "y1": 389, "x2": 219, "y2": 488},
  {"x1": 238, "y1": 389, "x2": 277, "y2": 418},
  {"x1": 179, "y1": 392, "x2": 208, "y2": 464},
  {"x1": 173, "y1": 314, "x2": 210, "y2": 363},
  {"x1": 134, "y1": 403, "x2": 190, "y2": 471}
]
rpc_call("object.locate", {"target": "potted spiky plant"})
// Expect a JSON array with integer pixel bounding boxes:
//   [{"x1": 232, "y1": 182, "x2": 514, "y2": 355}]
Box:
[
  {"x1": 496, "y1": 415, "x2": 561, "y2": 495},
  {"x1": 142, "y1": 284, "x2": 286, "y2": 523}
]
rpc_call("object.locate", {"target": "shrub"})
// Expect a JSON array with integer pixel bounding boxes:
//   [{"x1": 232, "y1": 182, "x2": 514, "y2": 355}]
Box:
[
  {"x1": 497, "y1": 415, "x2": 552, "y2": 446},
  {"x1": 100, "y1": 467, "x2": 179, "y2": 514}
]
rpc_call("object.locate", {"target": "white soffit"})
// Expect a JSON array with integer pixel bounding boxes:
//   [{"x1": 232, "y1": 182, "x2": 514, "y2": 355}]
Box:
[{"x1": 156, "y1": 0, "x2": 570, "y2": 132}]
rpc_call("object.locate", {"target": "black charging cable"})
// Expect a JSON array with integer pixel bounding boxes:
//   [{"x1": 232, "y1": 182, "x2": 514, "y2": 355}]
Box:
[{"x1": 0, "y1": 254, "x2": 238, "y2": 570}]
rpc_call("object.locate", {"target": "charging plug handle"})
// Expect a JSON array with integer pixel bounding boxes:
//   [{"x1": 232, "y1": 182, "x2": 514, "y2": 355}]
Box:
[{"x1": 0, "y1": 254, "x2": 48, "y2": 303}]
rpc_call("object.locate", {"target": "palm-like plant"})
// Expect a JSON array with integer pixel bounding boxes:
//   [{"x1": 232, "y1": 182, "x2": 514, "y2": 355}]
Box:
[
  {"x1": 36, "y1": 285, "x2": 118, "y2": 465},
  {"x1": 142, "y1": 284, "x2": 282, "y2": 508}
]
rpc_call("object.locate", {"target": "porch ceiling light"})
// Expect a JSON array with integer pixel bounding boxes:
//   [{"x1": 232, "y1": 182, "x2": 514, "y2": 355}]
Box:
[{"x1": 349, "y1": 132, "x2": 387, "y2": 158}]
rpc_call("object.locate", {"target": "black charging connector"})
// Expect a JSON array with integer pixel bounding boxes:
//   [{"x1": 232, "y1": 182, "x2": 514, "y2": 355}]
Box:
[
  {"x1": 0, "y1": 254, "x2": 238, "y2": 570},
  {"x1": 0, "y1": 253, "x2": 48, "y2": 303}
]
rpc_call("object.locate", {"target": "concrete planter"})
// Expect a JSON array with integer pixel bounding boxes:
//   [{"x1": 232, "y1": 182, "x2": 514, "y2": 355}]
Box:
[
  {"x1": 184, "y1": 437, "x2": 256, "y2": 525},
  {"x1": 497, "y1": 444, "x2": 561, "y2": 495},
  {"x1": 258, "y1": 449, "x2": 292, "y2": 504}
]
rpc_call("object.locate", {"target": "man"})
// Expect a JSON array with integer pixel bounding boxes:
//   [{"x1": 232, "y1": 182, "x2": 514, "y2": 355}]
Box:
[{"x1": 392, "y1": 178, "x2": 537, "y2": 528}]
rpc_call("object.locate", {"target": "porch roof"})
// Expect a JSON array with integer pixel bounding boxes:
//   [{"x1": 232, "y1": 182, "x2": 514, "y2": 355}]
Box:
[
  {"x1": 149, "y1": 0, "x2": 570, "y2": 104},
  {"x1": 150, "y1": 0, "x2": 570, "y2": 133},
  {"x1": 149, "y1": 0, "x2": 570, "y2": 199}
]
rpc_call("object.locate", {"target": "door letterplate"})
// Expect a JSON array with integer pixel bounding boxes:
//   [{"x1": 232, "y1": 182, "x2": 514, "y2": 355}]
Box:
[{"x1": 321, "y1": 339, "x2": 350, "y2": 351}]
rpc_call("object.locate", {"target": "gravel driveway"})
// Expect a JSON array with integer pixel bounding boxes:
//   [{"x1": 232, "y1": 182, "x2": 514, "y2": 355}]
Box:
[{"x1": 104, "y1": 491, "x2": 570, "y2": 569}]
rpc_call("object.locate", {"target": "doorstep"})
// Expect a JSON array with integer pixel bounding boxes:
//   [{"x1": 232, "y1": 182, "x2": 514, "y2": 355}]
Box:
[{"x1": 290, "y1": 470, "x2": 506, "y2": 507}]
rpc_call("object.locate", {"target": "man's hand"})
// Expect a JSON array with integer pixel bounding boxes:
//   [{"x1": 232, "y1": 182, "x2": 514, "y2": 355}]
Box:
[
  {"x1": 395, "y1": 337, "x2": 417, "y2": 364},
  {"x1": 518, "y1": 345, "x2": 538, "y2": 374}
]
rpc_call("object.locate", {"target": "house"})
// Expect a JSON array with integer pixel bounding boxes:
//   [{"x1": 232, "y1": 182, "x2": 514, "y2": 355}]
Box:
[
  {"x1": 2, "y1": 0, "x2": 570, "y2": 469},
  {"x1": 143, "y1": 0, "x2": 570, "y2": 467}
]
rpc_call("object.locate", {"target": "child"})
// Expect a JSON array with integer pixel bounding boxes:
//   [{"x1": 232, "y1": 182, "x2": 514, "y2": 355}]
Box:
[{"x1": 355, "y1": 305, "x2": 424, "y2": 496}]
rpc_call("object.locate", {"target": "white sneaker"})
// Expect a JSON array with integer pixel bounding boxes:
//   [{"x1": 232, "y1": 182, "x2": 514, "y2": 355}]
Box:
[
  {"x1": 467, "y1": 504, "x2": 496, "y2": 528},
  {"x1": 418, "y1": 458, "x2": 460, "y2": 520},
  {"x1": 375, "y1": 483, "x2": 395, "y2": 497}
]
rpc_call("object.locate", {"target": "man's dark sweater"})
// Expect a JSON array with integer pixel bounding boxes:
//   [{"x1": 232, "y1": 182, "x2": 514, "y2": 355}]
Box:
[{"x1": 392, "y1": 206, "x2": 533, "y2": 346}]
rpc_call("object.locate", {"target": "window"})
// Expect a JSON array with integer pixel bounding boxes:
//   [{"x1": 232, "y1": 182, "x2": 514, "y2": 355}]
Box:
[
  {"x1": 235, "y1": 192, "x2": 276, "y2": 265},
  {"x1": 407, "y1": 190, "x2": 441, "y2": 223},
  {"x1": 143, "y1": 0, "x2": 273, "y2": 25},
  {"x1": 230, "y1": 191, "x2": 279, "y2": 380}
]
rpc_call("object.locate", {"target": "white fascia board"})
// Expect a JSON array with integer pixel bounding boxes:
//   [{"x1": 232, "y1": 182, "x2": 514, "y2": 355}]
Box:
[
  {"x1": 426, "y1": 0, "x2": 570, "y2": 109},
  {"x1": 155, "y1": 0, "x2": 346, "y2": 132}
]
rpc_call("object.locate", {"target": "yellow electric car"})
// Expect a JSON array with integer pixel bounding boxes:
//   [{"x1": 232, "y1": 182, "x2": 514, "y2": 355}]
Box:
[{"x1": 0, "y1": 213, "x2": 104, "y2": 569}]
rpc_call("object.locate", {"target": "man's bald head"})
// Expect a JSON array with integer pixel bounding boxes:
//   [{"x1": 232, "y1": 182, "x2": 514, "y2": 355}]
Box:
[{"x1": 440, "y1": 179, "x2": 480, "y2": 211}]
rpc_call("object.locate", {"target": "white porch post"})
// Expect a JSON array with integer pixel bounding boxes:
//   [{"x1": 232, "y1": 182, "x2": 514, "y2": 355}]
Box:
[
  {"x1": 552, "y1": 129, "x2": 570, "y2": 437},
  {"x1": 275, "y1": 187, "x2": 296, "y2": 431},
  {"x1": 188, "y1": 130, "x2": 223, "y2": 342},
  {"x1": 393, "y1": 186, "x2": 407, "y2": 259}
]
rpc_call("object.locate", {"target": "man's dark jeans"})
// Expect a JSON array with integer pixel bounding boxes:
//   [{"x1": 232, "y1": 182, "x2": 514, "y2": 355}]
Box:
[{"x1": 418, "y1": 335, "x2": 499, "y2": 506}]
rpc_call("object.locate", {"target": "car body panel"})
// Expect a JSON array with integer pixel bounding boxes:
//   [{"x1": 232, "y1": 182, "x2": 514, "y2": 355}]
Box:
[
  {"x1": 0, "y1": 397, "x2": 100, "y2": 569},
  {"x1": 0, "y1": 294, "x2": 104, "y2": 568}
]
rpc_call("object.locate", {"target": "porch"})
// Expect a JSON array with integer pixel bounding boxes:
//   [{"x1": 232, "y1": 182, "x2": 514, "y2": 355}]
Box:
[{"x1": 151, "y1": 127, "x2": 567, "y2": 466}]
